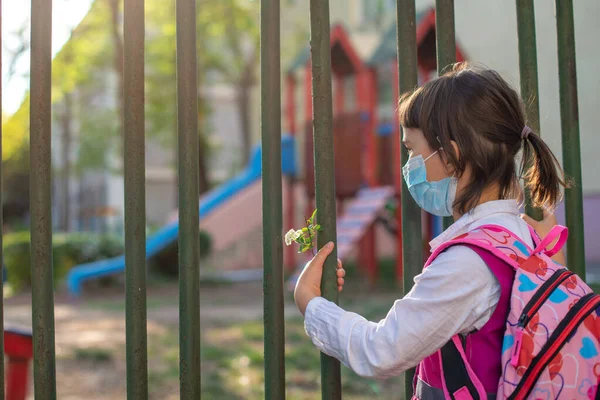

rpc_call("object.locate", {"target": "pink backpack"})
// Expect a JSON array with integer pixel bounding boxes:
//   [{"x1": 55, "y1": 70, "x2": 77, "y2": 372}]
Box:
[{"x1": 434, "y1": 224, "x2": 600, "y2": 400}]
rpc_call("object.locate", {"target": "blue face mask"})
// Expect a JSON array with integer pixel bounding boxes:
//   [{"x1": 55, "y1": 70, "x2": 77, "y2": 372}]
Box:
[{"x1": 401, "y1": 151, "x2": 457, "y2": 217}]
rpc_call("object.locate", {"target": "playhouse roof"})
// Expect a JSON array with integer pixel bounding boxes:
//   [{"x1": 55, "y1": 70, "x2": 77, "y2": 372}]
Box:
[
  {"x1": 287, "y1": 24, "x2": 379, "y2": 75},
  {"x1": 367, "y1": 8, "x2": 432, "y2": 66}
]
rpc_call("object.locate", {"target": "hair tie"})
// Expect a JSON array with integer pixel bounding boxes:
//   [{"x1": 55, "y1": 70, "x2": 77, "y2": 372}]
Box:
[{"x1": 521, "y1": 126, "x2": 532, "y2": 140}]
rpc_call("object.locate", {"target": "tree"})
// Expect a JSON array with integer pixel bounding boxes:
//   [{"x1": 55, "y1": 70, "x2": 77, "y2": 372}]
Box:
[
  {"x1": 145, "y1": 0, "x2": 213, "y2": 194},
  {"x1": 146, "y1": 0, "x2": 261, "y2": 172},
  {"x1": 199, "y1": 0, "x2": 260, "y2": 166},
  {"x1": 107, "y1": 0, "x2": 125, "y2": 155}
]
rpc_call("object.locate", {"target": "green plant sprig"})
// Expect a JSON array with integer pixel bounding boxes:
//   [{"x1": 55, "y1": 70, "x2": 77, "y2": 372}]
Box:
[{"x1": 284, "y1": 208, "x2": 323, "y2": 256}]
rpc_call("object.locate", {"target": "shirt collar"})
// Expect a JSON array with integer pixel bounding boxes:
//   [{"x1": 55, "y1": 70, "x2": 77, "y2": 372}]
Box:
[{"x1": 429, "y1": 199, "x2": 521, "y2": 251}]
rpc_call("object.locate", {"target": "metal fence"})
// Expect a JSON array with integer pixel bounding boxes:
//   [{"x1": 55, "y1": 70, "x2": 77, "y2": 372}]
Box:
[{"x1": 3, "y1": 0, "x2": 585, "y2": 399}]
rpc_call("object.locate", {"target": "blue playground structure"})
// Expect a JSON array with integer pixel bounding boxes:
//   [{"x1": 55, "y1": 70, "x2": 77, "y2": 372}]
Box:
[{"x1": 66, "y1": 136, "x2": 297, "y2": 296}]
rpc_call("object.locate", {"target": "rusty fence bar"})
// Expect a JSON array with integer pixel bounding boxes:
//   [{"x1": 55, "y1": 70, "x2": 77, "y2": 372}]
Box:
[
  {"x1": 177, "y1": 0, "x2": 202, "y2": 397},
  {"x1": 260, "y1": 0, "x2": 286, "y2": 399},
  {"x1": 309, "y1": 0, "x2": 342, "y2": 398},
  {"x1": 396, "y1": 0, "x2": 420, "y2": 398},
  {"x1": 30, "y1": 0, "x2": 57, "y2": 398},
  {"x1": 434, "y1": 0, "x2": 456, "y2": 230},
  {"x1": 555, "y1": 0, "x2": 586, "y2": 279},
  {"x1": 516, "y1": 0, "x2": 543, "y2": 221},
  {"x1": 123, "y1": 0, "x2": 148, "y2": 397}
]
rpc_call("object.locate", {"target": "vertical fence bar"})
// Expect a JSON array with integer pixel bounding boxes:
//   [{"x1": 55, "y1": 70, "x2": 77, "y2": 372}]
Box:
[
  {"x1": 516, "y1": 0, "x2": 543, "y2": 221},
  {"x1": 396, "y1": 0, "x2": 420, "y2": 398},
  {"x1": 177, "y1": 0, "x2": 201, "y2": 397},
  {"x1": 309, "y1": 0, "x2": 342, "y2": 398},
  {"x1": 123, "y1": 0, "x2": 148, "y2": 397},
  {"x1": 0, "y1": 0, "x2": 5, "y2": 396},
  {"x1": 434, "y1": 0, "x2": 456, "y2": 230},
  {"x1": 261, "y1": 0, "x2": 285, "y2": 399},
  {"x1": 29, "y1": 0, "x2": 57, "y2": 397},
  {"x1": 555, "y1": 0, "x2": 585, "y2": 279}
]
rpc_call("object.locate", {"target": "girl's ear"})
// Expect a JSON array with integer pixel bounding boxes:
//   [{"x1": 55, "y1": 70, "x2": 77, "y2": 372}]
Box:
[
  {"x1": 450, "y1": 140, "x2": 460, "y2": 159},
  {"x1": 442, "y1": 140, "x2": 460, "y2": 175}
]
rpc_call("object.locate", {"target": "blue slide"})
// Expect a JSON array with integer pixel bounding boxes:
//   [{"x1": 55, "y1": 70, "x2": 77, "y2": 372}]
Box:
[{"x1": 67, "y1": 136, "x2": 297, "y2": 296}]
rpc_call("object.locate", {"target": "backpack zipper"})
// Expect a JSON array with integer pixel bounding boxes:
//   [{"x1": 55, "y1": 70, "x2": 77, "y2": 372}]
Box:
[
  {"x1": 519, "y1": 269, "x2": 574, "y2": 327},
  {"x1": 511, "y1": 269, "x2": 574, "y2": 367},
  {"x1": 508, "y1": 292, "x2": 600, "y2": 400}
]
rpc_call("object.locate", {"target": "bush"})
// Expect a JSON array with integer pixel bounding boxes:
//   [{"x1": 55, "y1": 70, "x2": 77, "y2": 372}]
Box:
[
  {"x1": 151, "y1": 229, "x2": 213, "y2": 277},
  {"x1": 3, "y1": 232, "x2": 125, "y2": 291}
]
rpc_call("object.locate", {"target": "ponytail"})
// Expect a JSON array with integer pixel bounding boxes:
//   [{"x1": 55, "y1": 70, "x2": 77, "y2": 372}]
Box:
[{"x1": 520, "y1": 131, "x2": 571, "y2": 211}]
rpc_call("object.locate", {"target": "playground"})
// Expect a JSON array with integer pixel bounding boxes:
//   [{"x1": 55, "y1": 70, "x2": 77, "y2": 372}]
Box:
[
  {"x1": 1, "y1": 0, "x2": 599, "y2": 399},
  {"x1": 6, "y1": 264, "x2": 405, "y2": 399}
]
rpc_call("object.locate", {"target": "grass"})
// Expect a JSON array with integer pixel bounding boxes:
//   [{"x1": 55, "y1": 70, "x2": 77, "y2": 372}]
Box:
[
  {"x1": 145, "y1": 316, "x2": 405, "y2": 399},
  {"x1": 74, "y1": 347, "x2": 114, "y2": 363},
  {"x1": 137, "y1": 259, "x2": 406, "y2": 399}
]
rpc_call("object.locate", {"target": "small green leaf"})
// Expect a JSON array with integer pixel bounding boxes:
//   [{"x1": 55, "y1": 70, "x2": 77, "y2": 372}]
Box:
[
  {"x1": 302, "y1": 227, "x2": 308, "y2": 232},
  {"x1": 309, "y1": 208, "x2": 318, "y2": 224}
]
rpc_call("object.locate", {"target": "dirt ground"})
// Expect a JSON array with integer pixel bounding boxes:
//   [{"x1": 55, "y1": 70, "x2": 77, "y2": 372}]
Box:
[{"x1": 4, "y1": 281, "x2": 301, "y2": 400}]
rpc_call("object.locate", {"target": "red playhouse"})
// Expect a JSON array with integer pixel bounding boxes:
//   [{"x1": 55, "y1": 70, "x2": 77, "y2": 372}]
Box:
[{"x1": 284, "y1": 7, "x2": 466, "y2": 286}]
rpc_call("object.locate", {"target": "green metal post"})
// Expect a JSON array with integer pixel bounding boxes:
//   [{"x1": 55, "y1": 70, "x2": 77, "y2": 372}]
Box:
[
  {"x1": 0, "y1": 1, "x2": 5, "y2": 397},
  {"x1": 396, "y1": 0, "x2": 421, "y2": 398},
  {"x1": 261, "y1": 1, "x2": 286, "y2": 399},
  {"x1": 29, "y1": 0, "x2": 57, "y2": 398},
  {"x1": 555, "y1": 0, "x2": 585, "y2": 279},
  {"x1": 516, "y1": 0, "x2": 543, "y2": 221},
  {"x1": 177, "y1": 0, "x2": 201, "y2": 396},
  {"x1": 309, "y1": 0, "x2": 341, "y2": 398},
  {"x1": 435, "y1": 0, "x2": 456, "y2": 230},
  {"x1": 123, "y1": 0, "x2": 148, "y2": 397}
]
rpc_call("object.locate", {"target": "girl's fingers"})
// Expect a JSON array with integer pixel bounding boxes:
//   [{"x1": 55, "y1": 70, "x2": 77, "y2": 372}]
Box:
[{"x1": 336, "y1": 259, "x2": 346, "y2": 291}]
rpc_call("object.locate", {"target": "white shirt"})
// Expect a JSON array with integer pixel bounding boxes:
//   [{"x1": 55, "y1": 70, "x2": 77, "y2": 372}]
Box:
[{"x1": 304, "y1": 200, "x2": 534, "y2": 379}]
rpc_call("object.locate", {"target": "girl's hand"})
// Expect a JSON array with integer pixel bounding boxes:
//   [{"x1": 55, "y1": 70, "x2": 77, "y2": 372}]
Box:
[
  {"x1": 520, "y1": 208, "x2": 558, "y2": 240},
  {"x1": 294, "y1": 242, "x2": 345, "y2": 316},
  {"x1": 520, "y1": 209, "x2": 566, "y2": 265}
]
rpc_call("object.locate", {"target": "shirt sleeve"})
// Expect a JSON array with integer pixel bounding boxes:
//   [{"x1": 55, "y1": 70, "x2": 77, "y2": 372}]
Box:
[{"x1": 303, "y1": 245, "x2": 501, "y2": 379}]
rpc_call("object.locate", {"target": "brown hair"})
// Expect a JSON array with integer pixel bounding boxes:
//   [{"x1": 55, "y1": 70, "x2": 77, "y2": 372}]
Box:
[{"x1": 398, "y1": 62, "x2": 569, "y2": 215}]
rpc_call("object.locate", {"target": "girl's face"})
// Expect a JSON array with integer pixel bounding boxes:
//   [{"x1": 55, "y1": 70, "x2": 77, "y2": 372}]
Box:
[
  {"x1": 402, "y1": 127, "x2": 451, "y2": 182},
  {"x1": 402, "y1": 127, "x2": 485, "y2": 220}
]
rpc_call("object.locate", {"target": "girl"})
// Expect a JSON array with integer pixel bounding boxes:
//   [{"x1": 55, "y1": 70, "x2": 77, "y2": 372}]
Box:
[{"x1": 294, "y1": 63, "x2": 569, "y2": 398}]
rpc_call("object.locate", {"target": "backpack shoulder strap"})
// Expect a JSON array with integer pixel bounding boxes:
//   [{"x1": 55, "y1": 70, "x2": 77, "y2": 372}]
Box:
[
  {"x1": 426, "y1": 225, "x2": 529, "y2": 400},
  {"x1": 424, "y1": 224, "x2": 534, "y2": 270}
]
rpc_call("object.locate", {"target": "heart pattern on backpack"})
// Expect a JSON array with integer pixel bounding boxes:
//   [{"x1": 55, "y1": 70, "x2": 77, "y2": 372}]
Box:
[
  {"x1": 520, "y1": 255, "x2": 551, "y2": 278},
  {"x1": 422, "y1": 224, "x2": 600, "y2": 400}
]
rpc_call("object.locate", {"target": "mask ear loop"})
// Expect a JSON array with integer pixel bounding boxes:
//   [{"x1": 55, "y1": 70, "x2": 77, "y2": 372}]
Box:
[{"x1": 423, "y1": 150, "x2": 439, "y2": 163}]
